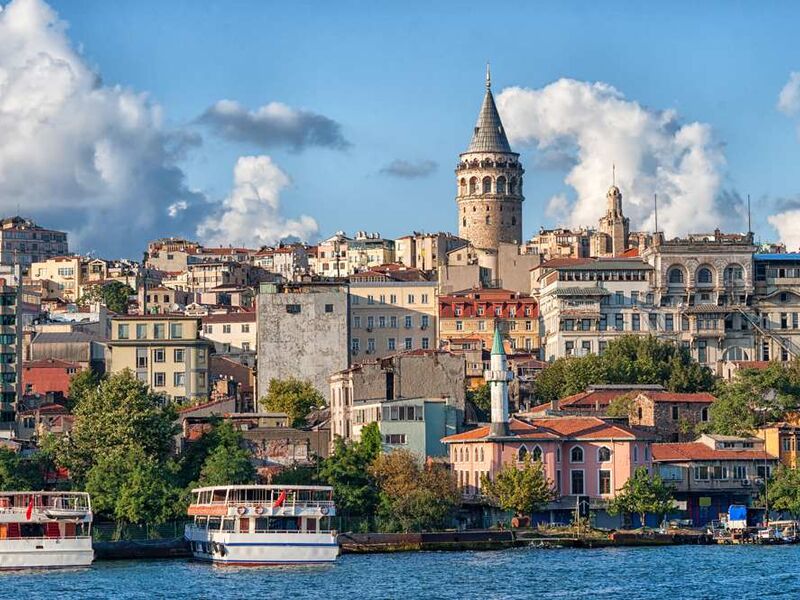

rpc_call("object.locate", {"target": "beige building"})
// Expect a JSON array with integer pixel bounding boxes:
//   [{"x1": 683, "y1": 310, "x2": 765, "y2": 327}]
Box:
[
  {"x1": 30, "y1": 256, "x2": 82, "y2": 303},
  {"x1": 138, "y1": 286, "x2": 191, "y2": 314},
  {"x1": 108, "y1": 315, "x2": 211, "y2": 403},
  {"x1": 527, "y1": 227, "x2": 592, "y2": 261},
  {"x1": 163, "y1": 261, "x2": 249, "y2": 293},
  {"x1": 309, "y1": 232, "x2": 350, "y2": 278},
  {"x1": 394, "y1": 232, "x2": 467, "y2": 272},
  {"x1": 145, "y1": 237, "x2": 202, "y2": 272},
  {"x1": 346, "y1": 232, "x2": 395, "y2": 274},
  {"x1": 201, "y1": 312, "x2": 256, "y2": 354},
  {"x1": 438, "y1": 242, "x2": 541, "y2": 296},
  {"x1": 349, "y1": 266, "x2": 437, "y2": 360}
]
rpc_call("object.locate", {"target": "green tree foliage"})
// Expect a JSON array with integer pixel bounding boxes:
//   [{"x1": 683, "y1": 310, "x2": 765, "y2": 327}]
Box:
[
  {"x1": 705, "y1": 363, "x2": 800, "y2": 436},
  {"x1": 466, "y1": 383, "x2": 491, "y2": 419},
  {"x1": 606, "y1": 393, "x2": 636, "y2": 418},
  {"x1": 0, "y1": 448, "x2": 46, "y2": 490},
  {"x1": 78, "y1": 281, "x2": 134, "y2": 314},
  {"x1": 318, "y1": 423, "x2": 382, "y2": 516},
  {"x1": 370, "y1": 450, "x2": 460, "y2": 532},
  {"x1": 66, "y1": 368, "x2": 105, "y2": 411},
  {"x1": 261, "y1": 378, "x2": 324, "y2": 427},
  {"x1": 766, "y1": 466, "x2": 800, "y2": 517},
  {"x1": 176, "y1": 420, "x2": 255, "y2": 488},
  {"x1": 198, "y1": 441, "x2": 255, "y2": 487},
  {"x1": 533, "y1": 335, "x2": 715, "y2": 403},
  {"x1": 480, "y1": 455, "x2": 556, "y2": 516},
  {"x1": 271, "y1": 463, "x2": 320, "y2": 486},
  {"x1": 608, "y1": 466, "x2": 675, "y2": 528}
]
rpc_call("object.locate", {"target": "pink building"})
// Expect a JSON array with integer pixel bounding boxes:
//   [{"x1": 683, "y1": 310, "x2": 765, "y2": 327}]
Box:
[{"x1": 443, "y1": 416, "x2": 654, "y2": 501}]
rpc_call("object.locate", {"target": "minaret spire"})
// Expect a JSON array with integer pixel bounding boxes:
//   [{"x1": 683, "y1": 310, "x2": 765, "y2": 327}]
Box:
[{"x1": 486, "y1": 62, "x2": 491, "y2": 89}]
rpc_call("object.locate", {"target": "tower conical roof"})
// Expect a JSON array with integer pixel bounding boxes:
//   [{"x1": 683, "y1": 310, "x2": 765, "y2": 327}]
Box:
[
  {"x1": 466, "y1": 71, "x2": 512, "y2": 154},
  {"x1": 491, "y1": 324, "x2": 505, "y2": 356}
]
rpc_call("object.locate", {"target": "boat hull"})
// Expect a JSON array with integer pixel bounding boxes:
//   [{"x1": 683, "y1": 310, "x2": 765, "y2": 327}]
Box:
[
  {"x1": 0, "y1": 537, "x2": 94, "y2": 570},
  {"x1": 185, "y1": 527, "x2": 339, "y2": 565}
]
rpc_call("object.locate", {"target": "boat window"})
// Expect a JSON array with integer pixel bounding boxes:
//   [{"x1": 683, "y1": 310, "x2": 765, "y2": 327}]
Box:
[
  {"x1": 255, "y1": 517, "x2": 269, "y2": 532},
  {"x1": 267, "y1": 516, "x2": 300, "y2": 531},
  {"x1": 207, "y1": 516, "x2": 221, "y2": 530},
  {"x1": 221, "y1": 518, "x2": 235, "y2": 532}
]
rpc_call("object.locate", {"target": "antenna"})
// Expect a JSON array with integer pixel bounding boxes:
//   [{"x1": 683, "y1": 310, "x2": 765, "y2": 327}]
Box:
[
  {"x1": 654, "y1": 193, "x2": 659, "y2": 234},
  {"x1": 747, "y1": 194, "x2": 752, "y2": 234},
  {"x1": 485, "y1": 62, "x2": 491, "y2": 89},
  {"x1": 612, "y1": 163, "x2": 616, "y2": 186}
]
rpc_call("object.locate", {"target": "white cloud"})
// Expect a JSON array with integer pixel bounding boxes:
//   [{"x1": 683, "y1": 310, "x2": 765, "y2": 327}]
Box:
[
  {"x1": 778, "y1": 72, "x2": 800, "y2": 116},
  {"x1": 768, "y1": 209, "x2": 800, "y2": 251},
  {"x1": 496, "y1": 79, "x2": 736, "y2": 237},
  {"x1": 197, "y1": 156, "x2": 318, "y2": 248},
  {"x1": 545, "y1": 194, "x2": 570, "y2": 222},
  {"x1": 167, "y1": 200, "x2": 188, "y2": 217},
  {"x1": 379, "y1": 159, "x2": 437, "y2": 178},
  {"x1": 0, "y1": 0, "x2": 204, "y2": 256},
  {"x1": 198, "y1": 100, "x2": 349, "y2": 151}
]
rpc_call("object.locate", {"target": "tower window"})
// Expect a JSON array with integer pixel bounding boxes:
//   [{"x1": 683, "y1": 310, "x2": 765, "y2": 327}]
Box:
[
  {"x1": 496, "y1": 176, "x2": 506, "y2": 194},
  {"x1": 469, "y1": 177, "x2": 478, "y2": 194},
  {"x1": 509, "y1": 177, "x2": 517, "y2": 194},
  {"x1": 462, "y1": 218, "x2": 467, "y2": 227},
  {"x1": 485, "y1": 215, "x2": 491, "y2": 225},
  {"x1": 460, "y1": 178, "x2": 466, "y2": 195},
  {"x1": 482, "y1": 177, "x2": 492, "y2": 194},
  {"x1": 512, "y1": 216, "x2": 517, "y2": 226}
]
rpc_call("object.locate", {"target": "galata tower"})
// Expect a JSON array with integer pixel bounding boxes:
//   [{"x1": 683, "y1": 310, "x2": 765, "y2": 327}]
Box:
[{"x1": 455, "y1": 66, "x2": 524, "y2": 250}]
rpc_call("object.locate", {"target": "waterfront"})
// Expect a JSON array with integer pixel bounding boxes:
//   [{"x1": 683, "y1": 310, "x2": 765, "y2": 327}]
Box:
[{"x1": 3, "y1": 545, "x2": 800, "y2": 599}]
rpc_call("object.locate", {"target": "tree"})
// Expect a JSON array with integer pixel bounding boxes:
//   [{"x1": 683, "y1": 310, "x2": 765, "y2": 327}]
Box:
[
  {"x1": 766, "y1": 466, "x2": 800, "y2": 517},
  {"x1": 606, "y1": 393, "x2": 636, "y2": 418},
  {"x1": 608, "y1": 466, "x2": 675, "y2": 528},
  {"x1": 67, "y1": 368, "x2": 104, "y2": 411},
  {"x1": 466, "y1": 384, "x2": 491, "y2": 419},
  {"x1": 533, "y1": 336, "x2": 715, "y2": 405},
  {"x1": 705, "y1": 363, "x2": 800, "y2": 436},
  {"x1": 176, "y1": 420, "x2": 255, "y2": 488},
  {"x1": 480, "y1": 455, "x2": 556, "y2": 517},
  {"x1": 78, "y1": 281, "x2": 134, "y2": 314},
  {"x1": 370, "y1": 450, "x2": 460, "y2": 532},
  {"x1": 0, "y1": 448, "x2": 45, "y2": 491},
  {"x1": 50, "y1": 370, "x2": 177, "y2": 485},
  {"x1": 318, "y1": 423, "x2": 382, "y2": 517},
  {"x1": 198, "y1": 442, "x2": 255, "y2": 487},
  {"x1": 261, "y1": 378, "x2": 324, "y2": 427}
]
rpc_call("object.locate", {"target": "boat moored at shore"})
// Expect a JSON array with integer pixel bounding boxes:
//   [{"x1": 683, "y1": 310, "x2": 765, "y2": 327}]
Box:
[
  {"x1": 0, "y1": 491, "x2": 94, "y2": 570},
  {"x1": 185, "y1": 485, "x2": 339, "y2": 565}
]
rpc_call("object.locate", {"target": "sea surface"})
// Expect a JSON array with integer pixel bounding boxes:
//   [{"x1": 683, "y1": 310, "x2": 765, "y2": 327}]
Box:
[{"x1": 3, "y1": 545, "x2": 800, "y2": 599}]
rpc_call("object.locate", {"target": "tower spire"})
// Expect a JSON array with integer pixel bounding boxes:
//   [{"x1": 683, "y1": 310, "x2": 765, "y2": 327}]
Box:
[
  {"x1": 486, "y1": 62, "x2": 491, "y2": 89},
  {"x1": 612, "y1": 163, "x2": 616, "y2": 186}
]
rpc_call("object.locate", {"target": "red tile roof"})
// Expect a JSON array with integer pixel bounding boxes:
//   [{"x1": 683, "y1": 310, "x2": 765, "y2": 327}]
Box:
[
  {"x1": 652, "y1": 443, "x2": 775, "y2": 462},
  {"x1": 732, "y1": 361, "x2": 772, "y2": 370},
  {"x1": 442, "y1": 416, "x2": 650, "y2": 443},
  {"x1": 619, "y1": 247, "x2": 640, "y2": 258},
  {"x1": 201, "y1": 312, "x2": 256, "y2": 324}
]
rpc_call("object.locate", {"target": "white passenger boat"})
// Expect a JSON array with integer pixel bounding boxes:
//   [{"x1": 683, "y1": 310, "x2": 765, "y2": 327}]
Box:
[
  {"x1": 185, "y1": 485, "x2": 339, "y2": 565},
  {"x1": 0, "y1": 491, "x2": 94, "y2": 569}
]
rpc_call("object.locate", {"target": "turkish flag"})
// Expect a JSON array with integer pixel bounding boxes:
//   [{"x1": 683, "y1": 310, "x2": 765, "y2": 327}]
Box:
[
  {"x1": 272, "y1": 490, "x2": 287, "y2": 508},
  {"x1": 25, "y1": 498, "x2": 34, "y2": 520}
]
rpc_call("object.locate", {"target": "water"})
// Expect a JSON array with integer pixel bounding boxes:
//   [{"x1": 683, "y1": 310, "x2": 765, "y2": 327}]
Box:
[{"x1": 2, "y1": 545, "x2": 799, "y2": 599}]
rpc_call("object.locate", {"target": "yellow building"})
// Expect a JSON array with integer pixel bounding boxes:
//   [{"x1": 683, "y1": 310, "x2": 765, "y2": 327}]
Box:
[
  {"x1": 109, "y1": 315, "x2": 211, "y2": 403},
  {"x1": 755, "y1": 421, "x2": 800, "y2": 468},
  {"x1": 30, "y1": 256, "x2": 82, "y2": 302}
]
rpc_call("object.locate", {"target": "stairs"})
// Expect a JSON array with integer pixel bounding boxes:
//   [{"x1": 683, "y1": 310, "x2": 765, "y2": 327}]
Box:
[{"x1": 737, "y1": 308, "x2": 800, "y2": 359}]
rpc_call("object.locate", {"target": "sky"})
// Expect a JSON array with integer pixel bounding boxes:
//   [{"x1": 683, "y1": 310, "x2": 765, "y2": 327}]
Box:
[{"x1": 3, "y1": 0, "x2": 800, "y2": 256}]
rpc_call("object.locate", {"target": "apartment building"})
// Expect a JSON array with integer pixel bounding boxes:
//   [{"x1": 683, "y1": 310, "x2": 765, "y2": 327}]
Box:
[
  {"x1": 0, "y1": 268, "x2": 22, "y2": 431},
  {"x1": 438, "y1": 288, "x2": 539, "y2": 354},
  {"x1": 108, "y1": 315, "x2": 211, "y2": 403},
  {"x1": 751, "y1": 253, "x2": 800, "y2": 361},
  {"x1": 526, "y1": 227, "x2": 592, "y2": 260},
  {"x1": 309, "y1": 232, "x2": 349, "y2": 278},
  {"x1": 201, "y1": 312, "x2": 256, "y2": 354},
  {"x1": 138, "y1": 286, "x2": 192, "y2": 314},
  {"x1": 164, "y1": 261, "x2": 249, "y2": 293},
  {"x1": 347, "y1": 232, "x2": 395, "y2": 274},
  {"x1": 0, "y1": 217, "x2": 68, "y2": 271},
  {"x1": 145, "y1": 237, "x2": 202, "y2": 272},
  {"x1": 394, "y1": 232, "x2": 467, "y2": 272},
  {"x1": 30, "y1": 256, "x2": 82, "y2": 303},
  {"x1": 349, "y1": 266, "x2": 437, "y2": 360}
]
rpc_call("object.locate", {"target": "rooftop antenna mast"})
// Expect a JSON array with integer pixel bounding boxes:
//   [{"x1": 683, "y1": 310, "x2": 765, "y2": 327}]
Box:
[
  {"x1": 654, "y1": 193, "x2": 659, "y2": 234},
  {"x1": 747, "y1": 194, "x2": 752, "y2": 235},
  {"x1": 612, "y1": 163, "x2": 616, "y2": 186}
]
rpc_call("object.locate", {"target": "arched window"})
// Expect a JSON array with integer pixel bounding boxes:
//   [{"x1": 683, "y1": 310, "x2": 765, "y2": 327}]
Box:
[
  {"x1": 518, "y1": 445, "x2": 528, "y2": 461},
  {"x1": 570, "y1": 446, "x2": 584, "y2": 463},
  {"x1": 469, "y1": 177, "x2": 478, "y2": 194},
  {"x1": 462, "y1": 217, "x2": 467, "y2": 227},
  {"x1": 701, "y1": 407, "x2": 709, "y2": 422},
  {"x1": 482, "y1": 177, "x2": 492, "y2": 194},
  {"x1": 474, "y1": 447, "x2": 479, "y2": 460},
  {"x1": 496, "y1": 176, "x2": 507, "y2": 194},
  {"x1": 598, "y1": 446, "x2": 611, "y2": 462},
  {"x1": 724, "y1": 265, "x2": 743, "y2": 283},
  {"x1": 633, "y1": 445, "x2": 639, "y2": 462},
  {"x1": 697, "y1": 267, "x2": 713, "y2": 285},
  {"x1": 458, "y1": 447, "x2": 463, "y2": 462},
  {"x1": 668, "y1": 267, "x2": 684, "y2": 285},
  {"x1": 532, "y1": 446, "x2": 543, "y2": 462},
  {"x1": 485, "y1": 215, "x2": 491, "y2": 225},
  {"x1": 459, "y1": 178, "x2": 467, "y2": 195},
  {"x1": 479, "y1": 447, "x2": 484, "y2": 461},
  {"x1": 509, "y1": 177, "x2": 517, "y2": 194}
]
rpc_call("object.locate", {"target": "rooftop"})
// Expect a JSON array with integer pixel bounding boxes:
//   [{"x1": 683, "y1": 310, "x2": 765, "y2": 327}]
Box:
[
  {"x1": 652, "y1": 442, "x2": 774, "y2": 462},
  {"x1": 443, "y1": 416, "x2": 653, "y2": 443}
]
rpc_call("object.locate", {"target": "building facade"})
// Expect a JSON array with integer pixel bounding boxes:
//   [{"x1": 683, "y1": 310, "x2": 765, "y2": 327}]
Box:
[
  {"x1": 0, "y1": 217, "x2": 68, "y2": 271},
  {"x1": 108, "y1": 315, "x2": 211, "y2": 403},
  {"x1": 455, "y1": 69, "x2": 524, "y2": 250},
  {"x1": 201, "y1": 312, "x2": 256, "y2": 355}
]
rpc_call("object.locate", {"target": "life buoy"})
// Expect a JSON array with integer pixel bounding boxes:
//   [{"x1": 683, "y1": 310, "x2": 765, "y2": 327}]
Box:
[
  {"x1": 254, "y1": 505, "x2": 264, "y2": 515},
  {"x1": 237, "y1": 505, "x2": 247, "y2": 516},
  {"x1": 320, "y1": 506, "x2": 329, "y2": 516}
]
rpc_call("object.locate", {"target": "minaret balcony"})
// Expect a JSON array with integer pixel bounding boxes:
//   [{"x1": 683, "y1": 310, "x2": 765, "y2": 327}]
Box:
[{"x1": 484, "y1": 369, "x2": 513, "y2": 382}]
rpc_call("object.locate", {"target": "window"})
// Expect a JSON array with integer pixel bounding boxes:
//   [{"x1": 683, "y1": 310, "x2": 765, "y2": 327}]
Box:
[
  {"x1": 404, "y1": 316, "x2": 412, "y2": 329},
  {"x1": 117, "y1": 324, "x2": 129, "y2": 339},
  {"x1": 384, "y1": 434, "x2": 407, "y2": 445},
  {"x1": 404, "y1": 337, "x2": 412, "y2": 350},
  {"x1": 599, "y1": 470, "x2": 611, "y2": 495},
  {"x1": 154, "y1": 348, "x2": 165, "y2": 363},
  {"x1": 367, "y1": 338, "x2": 376, "y2": 352},
  {"x1": 422, "y1": 337, "x2": 430, "y2": 349},
  {"x1": 455, "y1": 321, "x2": 463, "y2": 331},
  {"x1": 174, "y1": 372, "x2": 185, "y2": 387},
  {"x1": 170, "y1": 323, "x2": 183, "y2": 339},
  {"x1": 698, "y1": 340, "x2": 708, "y2": 363},
  {"x1": 496, "y1": 176, "x2": 506, "y2": 194},
  {"x1": 598, "y1": 447, "x2": 611, "y2": 462},
  {"x1": 222, "y1": 324, "x2": 231, "y2": 334},
  {"x1": 564, "y1": 319, "x2": 574, "y2": 331},
  {"x1": 241, "y1": 324, "x2": 250, "y2": 333},
  {"x1": 757, "y1": 465, "x2": 772, "y2": 479},
  {"x1": 136, "y1": 324, "x2": 147, "y2": 340},
  {"x1": 325, "y1": 304, "x2": 334, "y2": 313},
  {"x1": 354, "y1": 316, "x2": 361, "y2": 329},
  {"x1": 387, "y1": 337, "x2": 397, "y2": 351},
  {"x1": 532, "y1": 446, "x2": 542, "y2": 462},
  {"x1": 570, "y1": 470, "x2": 585, "y2": 495},
  {"x1": 694, "y1": 466, "x2": 709, "y2": 480},
  {"x1": 701, "y1": 406, "x2": 709, "y2": 422},
  {"x1": 518, "y1": 446, "x2": 528, "y2": 461},
  {"x1": 421, "y1": 294, "x2": 429, "y2": 304},
  {"x1": 632, "y1": 314, "x2": 640, "y2": 331},
  {"x1": 367, "y1": 295, "x2": 374, "y2": 305},
  {"x1": 351, "y1": 339, "x2": 360, "y2": 352},
  {"x1": 174, "y1": 349, "x2": 185, "y2": 363},
  {"x1": 671, "y1": 406, "x2": 679, "y2": 420},
  {"x1": 733, "y1": 465, "x2": 747, "y2": 480},
  {"x1": 379, "y1": 316, "x2": 386, "y2": 329},
  {"x1": 599, "y1": 315, "x2": 607, "y2": 331},
  {"x1": 633, "y1": 446, "x2": 639, "y2": 462},
  {"x1": 390, "y1": 294, "x2": 397, "y2": 304},
  {"x1": 478, "y1": 320, "x2": 486, "y2": 331},
  {"x1": 482, "y1": 177, "x2": 492, "y2": 193},
  {"x1": 570, "y1": 446, "x2": 584, "y2": 463},
  {"x1": 421, "y1": 315, "x2": 429, "y2": 329},
  {"x1": 407, "y1": 294, "x2": 415, "y2": 304},
  {"x1": 154, "y1": 323, "x2": 166, "y2": 339},
  {"x1": 153, "y1": 372, "x2": 165, "y2": 387},
  {"x1": 242, "y1": 342, "x2": 250, "y2": 351},
  {"x1": 697, "y1": 267, "x2": 713, "y2": 284},
  {"x1": 204, "y1": 324, "x2": 213, "y2": 334},
  {"x1": 665, "y1": 315, "x2": 674, "y2": 331},
  {"x1": 615, "y1": 314, "x2": 624, "y2": 331},
  {"x1": 668, "y1": 267, "x2": 684, "y2": 284},
  {"x1": 286, "y1": 304, "x2": 301, "y2": 314}
]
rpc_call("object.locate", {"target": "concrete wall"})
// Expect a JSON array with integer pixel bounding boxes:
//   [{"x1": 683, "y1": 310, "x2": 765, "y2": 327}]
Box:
[{"x1": 257, "y1": 284, "x2": 349, "y2": 402}]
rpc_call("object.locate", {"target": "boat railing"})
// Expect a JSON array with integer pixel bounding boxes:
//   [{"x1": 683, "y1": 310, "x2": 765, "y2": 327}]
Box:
[{"x1": 192, "y1": 500, "x2": 336, "y2": 509}]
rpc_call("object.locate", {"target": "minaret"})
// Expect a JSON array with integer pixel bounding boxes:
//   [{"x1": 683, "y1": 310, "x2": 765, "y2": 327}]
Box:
[
  {"x1": 455, "y1": 66, "x2": 525, "y2": 250},
  {"x1": 485, "y1": 324, "x2": 512, "y2": 437}
]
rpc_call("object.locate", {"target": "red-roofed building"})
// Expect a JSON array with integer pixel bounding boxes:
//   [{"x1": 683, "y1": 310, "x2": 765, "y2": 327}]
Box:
[
  {"x1": 22, "y1": 359, "x2": 83, "y2": 399},
  {"x1": 438, "y1": 289, "x2": 539, "y2": 356},
  {"x1": 652, "y1": 434, "x2": 778, "y2": 525}
]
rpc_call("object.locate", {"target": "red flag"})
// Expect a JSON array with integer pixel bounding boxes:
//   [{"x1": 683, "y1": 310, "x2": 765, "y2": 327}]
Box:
[
  {"x1": 25, "y1": 498, "x2": 34, "y2": 520},
  {"x1": 272, "y1": 490, "x2": 287, "y2": 508}
]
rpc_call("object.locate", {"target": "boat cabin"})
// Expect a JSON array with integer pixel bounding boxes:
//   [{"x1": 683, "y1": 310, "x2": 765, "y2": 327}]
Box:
[{"x1": 0, "y1": 492, "x2": 93, "y2": 540}]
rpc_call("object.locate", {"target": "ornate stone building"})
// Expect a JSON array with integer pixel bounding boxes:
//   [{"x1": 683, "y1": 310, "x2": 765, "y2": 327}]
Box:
[
  {"x1": 595, "y1": 184, "x2": 630, "y2": 256},
  {"x1": 455, "y1": 68, "x2": 524, "y2": 250}
]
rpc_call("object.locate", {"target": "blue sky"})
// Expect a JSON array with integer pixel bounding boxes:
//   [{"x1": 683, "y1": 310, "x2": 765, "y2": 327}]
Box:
[{"x1": 9, "y1": 0, "x2": 800, "y2": 254}]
